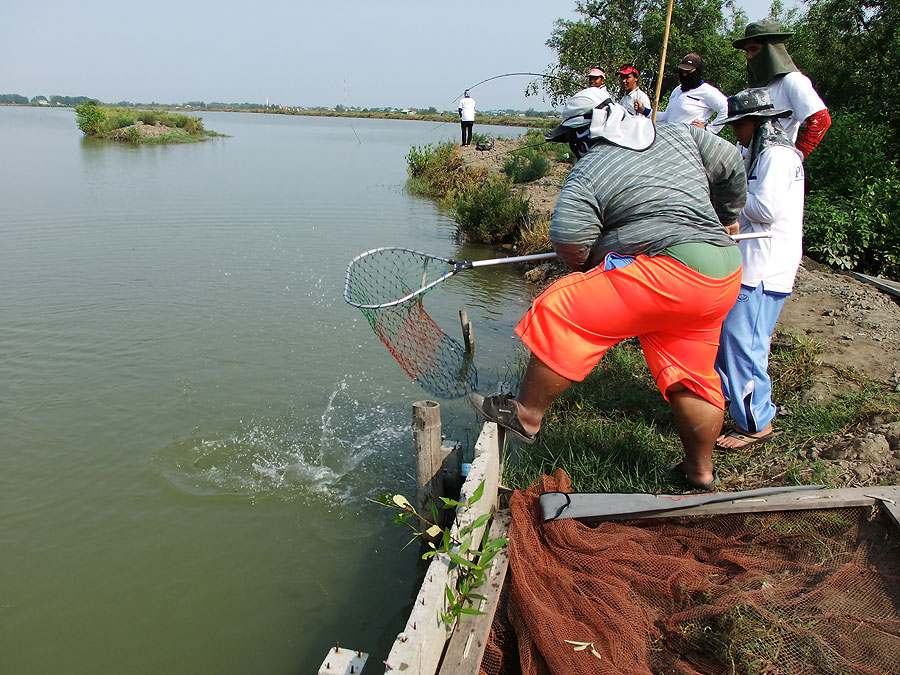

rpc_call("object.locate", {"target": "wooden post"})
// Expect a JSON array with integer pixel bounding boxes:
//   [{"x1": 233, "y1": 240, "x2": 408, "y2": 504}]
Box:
[
  {"x1": 413, "y1": 400, "x2": 444, "y2": 523},
  {"x1": 652, "y1": 0, "x2": 676, "y2": 122},
  {"x1": 459, "y1": 309, "x2": 474, "y2": 353}
]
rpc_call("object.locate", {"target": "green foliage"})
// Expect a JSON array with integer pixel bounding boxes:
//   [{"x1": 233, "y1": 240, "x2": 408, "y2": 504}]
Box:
[
  {"x1": 74, "y1": 101, "x2": 107, "y2": 136},
  {"x1": 373, "y1": 482, "x2": 508, "y2": 626},
  {"x1": 124, "y1": 126, "x2": 141, "y2": 144},
  {"x1": 451, "y1": 175, "x2": 531, "y2": 244},
  {"x1": 504, "y1": 147, "x2": 552, "y2": 183},
  {"x1": 541, "y1": 0, "x2": 746, "y2": 106}
]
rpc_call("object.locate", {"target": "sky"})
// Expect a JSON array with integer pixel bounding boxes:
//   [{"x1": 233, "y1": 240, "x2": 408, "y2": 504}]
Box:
[{"x1": 3, "y1": 0, "x2": 790, "y2": 112}]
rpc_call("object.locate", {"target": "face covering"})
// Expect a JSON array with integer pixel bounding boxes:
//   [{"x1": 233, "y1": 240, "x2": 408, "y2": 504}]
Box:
[
  {"x1": 744, "y1": 117, "x2": 800, "y2": 175},
  {"x1": 678, "y1": 69, "x2": 703, "y2": 91},
  {"x1": 746, "y1": 42, "x2": 798, "y2": 87}
]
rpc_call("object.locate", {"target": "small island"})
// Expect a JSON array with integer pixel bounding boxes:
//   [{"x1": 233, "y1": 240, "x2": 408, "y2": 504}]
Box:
[{"x1": 74, "y1": 101, "x2": 223, "y2": 144}]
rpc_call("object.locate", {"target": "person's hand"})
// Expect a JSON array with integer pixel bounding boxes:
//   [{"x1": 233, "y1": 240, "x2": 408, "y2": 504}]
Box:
[
  {"x1": 691, "y1": 120, "x2": 707, "y2": 130},
  {"x1": 725, "y1": 222, "x2": 740, "y2": 236},
  {"x1": 634, "y1": 100, "x2": 644, "y2": 114}
]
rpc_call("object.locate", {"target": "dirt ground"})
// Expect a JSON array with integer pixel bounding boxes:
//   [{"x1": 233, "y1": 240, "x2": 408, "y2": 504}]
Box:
[{"x1": 459, "y1": 140, "x2": 900, "y2": 488}]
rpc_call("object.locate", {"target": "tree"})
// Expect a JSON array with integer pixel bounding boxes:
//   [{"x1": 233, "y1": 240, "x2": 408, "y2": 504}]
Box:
[{"x1": 540, "y1": 0, "x2": 747, "y2": 105}]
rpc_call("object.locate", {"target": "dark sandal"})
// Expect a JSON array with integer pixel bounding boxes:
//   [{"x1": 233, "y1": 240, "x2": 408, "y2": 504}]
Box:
[
  {"x1": 669, "y1": 462, "x2": 720, "y2": 491},
  {"x1": 466, "y1": 393, "x2": 537, "y2": 444}
]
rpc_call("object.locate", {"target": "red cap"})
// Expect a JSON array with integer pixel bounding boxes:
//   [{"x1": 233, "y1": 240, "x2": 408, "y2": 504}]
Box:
[{"x1": 618, "y1": 66, "x2": 639, "y2": 77}]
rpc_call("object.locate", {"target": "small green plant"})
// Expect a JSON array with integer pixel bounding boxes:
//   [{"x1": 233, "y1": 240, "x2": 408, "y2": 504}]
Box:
[
  {"x1": 503, "y1": 147, "x2": 552, "y2": 183},
  {"x1": 74, "y1": 101, "x2": 107, "y2": 136},
  {"x1": 373, "y1": 481, "x2": 508, "y2": 625},
  {"x1": 124, "y1": 126, "x2": 141, "y2": 144},
  {"x1": 451, "y1": 174, "x2": 530, "y2": 244}
]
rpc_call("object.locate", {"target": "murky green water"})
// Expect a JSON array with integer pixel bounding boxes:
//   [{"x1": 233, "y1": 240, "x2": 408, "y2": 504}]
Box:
[{"x1": 0, "y1": 107, "x2": 535, "y2": 673}]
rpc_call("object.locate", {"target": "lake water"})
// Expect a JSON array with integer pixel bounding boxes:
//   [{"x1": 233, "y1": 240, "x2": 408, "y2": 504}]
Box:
[{"x1": 0, "y1": 107, "x2": 536, "y2": 673}]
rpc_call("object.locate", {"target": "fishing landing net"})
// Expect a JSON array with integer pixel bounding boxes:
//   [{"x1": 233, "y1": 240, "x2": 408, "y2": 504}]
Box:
[
  {"x1": 344, "y1": 247, "x2": 478, "y2": 399},
  {"x1": 479, "y1": 470, "x2": 900, "y2": 675}
]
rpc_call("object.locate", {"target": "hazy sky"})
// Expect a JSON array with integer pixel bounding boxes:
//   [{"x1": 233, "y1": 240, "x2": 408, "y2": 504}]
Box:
[{"x1": 4, "y1": 0, "x2": 787, "y2": 111}]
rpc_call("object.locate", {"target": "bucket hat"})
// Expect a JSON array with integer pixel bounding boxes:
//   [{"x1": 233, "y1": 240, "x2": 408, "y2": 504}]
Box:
[
  {"x1": 545, "y1": 87, "x2": 611, "y2": 142},
  {"x1": 718, "y1": 88, "x2": 791, "y2": 125},
  {"x1": 733, "y1": 19, "x2": 794, "y2": 49}
]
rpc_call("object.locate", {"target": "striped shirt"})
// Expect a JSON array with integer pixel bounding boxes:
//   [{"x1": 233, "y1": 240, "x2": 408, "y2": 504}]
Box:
[{"x1": 550, "y1": 123, "x2": 746, "y2": 271}]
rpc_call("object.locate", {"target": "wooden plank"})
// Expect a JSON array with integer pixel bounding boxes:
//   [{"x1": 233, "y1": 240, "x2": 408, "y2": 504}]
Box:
[
  {"x1": 438, "y1": 510, "x2": 512, "y2": 675},
  {"x1": 851, "y1": 271, "x2": 900, "y2": 299},
  {"x1": 383, "y1": 422, "x2": 503, "y2": 674},
  {"x1": 626, "y1": 486, "x2": 900, "y2": 521}
]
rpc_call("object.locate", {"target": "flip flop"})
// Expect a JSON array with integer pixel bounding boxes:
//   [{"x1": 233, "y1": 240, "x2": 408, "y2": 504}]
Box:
[
  {"x1": 715, "y1": 429, "x2": 781, "y2": 451},
  {"x1": 669, "y1": 462, "x2": 720, "y2": 491},
  {"x1": 466, "y1": 393, "x2": 537, "y2": 445}
]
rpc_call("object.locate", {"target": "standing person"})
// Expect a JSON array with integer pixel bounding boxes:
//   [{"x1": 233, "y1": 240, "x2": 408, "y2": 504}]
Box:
[
  {"x1": 458, "y1": 90, "x2": 476, "y2": 147},
  {"x1": 733, "y1": 19, "x2": 831, "y2": 158},
  {"x1": 468, "y1": 93, "x2": 747, "y2": 491},
  {"x1": 587, "y1": 66, "x2": 606, "y2": 90},
  {"x1": 636, "y1": 53, "x2": 729, "y2": 134},
  {"x1": 617, "y1": 65, "x2": 651, "y2": 116},
  {"x1": 714, "y1": 89, "x2": 805, "y2": 450}
]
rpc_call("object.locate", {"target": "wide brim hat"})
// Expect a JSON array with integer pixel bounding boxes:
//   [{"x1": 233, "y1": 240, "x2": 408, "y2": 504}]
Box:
[
  {"x1": 718, "y1": 87, "x2": 792, "y2": 125},
  {"x1": 733, "y1": 19, "x2": 794, "y2": 49},
  {"x1": 546, "y1": 87, "x2": 612, "y2": 142}
]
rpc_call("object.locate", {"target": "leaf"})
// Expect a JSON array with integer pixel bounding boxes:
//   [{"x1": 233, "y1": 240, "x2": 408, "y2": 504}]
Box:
[
  {"x1": 392, "y1": 494, "x2": 412, "y2": 510},
  {"x1": 425, "y1": 524, "x2": 442, "y2": 538},
  {"x1": 445, "y1": 586, "x2": 455, "y2": 605},
  {"x1": 459, "y1": 607, "x2": 486, "y2": 615},
  {"x1": 447, "y1": 552, "x2": 475, "y2": 568},
  {"x1": 483, "y1": 538, "x2": 509, "y2": 551},
  {"x1": 471, "y1": 513, "x2": 491, "y2": 530},
  {"x1": 468, "y1": 480, "x2": 485, "y2": 505}
]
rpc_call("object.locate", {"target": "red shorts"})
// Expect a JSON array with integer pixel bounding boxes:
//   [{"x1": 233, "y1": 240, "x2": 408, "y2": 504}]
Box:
[{"x1": 515, "y1": 254, "x2": 742, "y2": 408}]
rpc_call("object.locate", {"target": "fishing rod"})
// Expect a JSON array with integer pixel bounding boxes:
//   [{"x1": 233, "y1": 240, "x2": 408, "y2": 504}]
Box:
[{"x1": 452, "y1": 71, "x2": 583, "y2": 104}]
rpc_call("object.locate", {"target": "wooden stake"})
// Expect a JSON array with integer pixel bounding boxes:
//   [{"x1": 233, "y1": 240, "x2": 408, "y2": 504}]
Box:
[
  {"x1": 459, "y1": 309, "x2": 474, "y2": 353},
  {"x1": 652, "y1": 0, "x2": 676, "y2": 122},
  {"x1": 413, "y1": 400, "x2": 444, "y2": 523}
]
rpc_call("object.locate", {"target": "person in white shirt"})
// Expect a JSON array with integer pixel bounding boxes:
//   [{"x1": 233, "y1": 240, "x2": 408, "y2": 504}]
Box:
[
  {"x1": 733, "y1": 19, "x2": 831, "y2": 158},
  {"x1": 458, "y1": 90, "x2": 476, "y2": 146},
  {"x1": 636, "y1": 53, "x2": 728, "y2": 134},
  {"x1": 714, "y1": 88, "x2": 805, "y2": 450},
  {"x1": 617, "y1": 65, "x2": 651, "y2": 116}
]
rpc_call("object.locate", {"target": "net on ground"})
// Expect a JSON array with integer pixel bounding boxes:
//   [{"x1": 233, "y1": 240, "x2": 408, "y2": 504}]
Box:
[{"x1": 480, "y1": 470, "x2": 900, "y2": 675}]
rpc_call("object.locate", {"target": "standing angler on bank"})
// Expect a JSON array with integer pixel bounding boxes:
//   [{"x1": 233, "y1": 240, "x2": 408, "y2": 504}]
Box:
[
  {"x1": 714, "y1": 89, "x2": 805, "y2": 450},
  {"x1": 617, "y1": 65, "x2": 651, "y2": 116},
  {"x1": 468, "y1": 89, "x2": 747, "y2": 491},
  {"x1": 733, "y1": 19, "x2": 831, "y2": 158},
  {"x1": 636, "y1": 53, "x2": 729, "y2": 134},
  {"x1": 458, "y1": 90, "x2": 476, "y2": 147}
]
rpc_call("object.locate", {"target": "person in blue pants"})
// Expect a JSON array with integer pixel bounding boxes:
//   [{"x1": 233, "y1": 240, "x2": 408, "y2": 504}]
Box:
[{"x1": 714, "y1": 88, "x2": 805, "y2": 450}]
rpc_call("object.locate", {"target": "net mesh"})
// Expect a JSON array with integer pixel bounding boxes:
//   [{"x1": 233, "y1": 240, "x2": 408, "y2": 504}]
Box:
[
  {"x1": 479, "y1": 470, "x2": 900, "y2": 675},
  {"x1": 359, "y1": 301, "x2": 477, "y2": 399},
  {"x1": 344, "y1": 247, "x2": 457, "y2": 308}
]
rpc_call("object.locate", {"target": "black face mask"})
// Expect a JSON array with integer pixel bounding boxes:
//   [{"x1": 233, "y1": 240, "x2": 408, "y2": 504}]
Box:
[{"x1": 678, "y1": 69, "x2": 702, "y2": 91}]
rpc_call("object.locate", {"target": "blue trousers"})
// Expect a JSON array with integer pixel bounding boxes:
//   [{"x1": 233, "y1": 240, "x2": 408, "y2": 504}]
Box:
[{"x1": 715, "y1": 284, "x2": 787, "y2": 433}]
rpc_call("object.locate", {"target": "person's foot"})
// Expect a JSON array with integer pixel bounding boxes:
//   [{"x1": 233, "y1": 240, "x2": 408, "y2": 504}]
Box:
[
  {"x1": 715, "y1": 425, "x2": 779, "y2": 450},
  {"x1": 466, "y1": 393, "x2": 539, "y2": 444},
  {"x1": 670, "y1": 461, "x2": 720, "y2": 491}
]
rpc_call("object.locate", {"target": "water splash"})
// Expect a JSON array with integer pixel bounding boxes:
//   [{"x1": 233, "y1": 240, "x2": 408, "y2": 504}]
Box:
[{"x1": 152, "y1": 377, "x2": 408, "y2": 503}]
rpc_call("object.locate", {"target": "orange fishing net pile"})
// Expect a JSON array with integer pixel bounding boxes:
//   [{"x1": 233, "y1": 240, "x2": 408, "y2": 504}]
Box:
[{"x1": 479, "y1": 470, "x2": 900, "y2": 675}]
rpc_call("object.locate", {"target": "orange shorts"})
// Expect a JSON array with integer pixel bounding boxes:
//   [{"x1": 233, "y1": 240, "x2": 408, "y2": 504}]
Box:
[{"x1": 515, "y1": 254, "x2": 742, "y2": 408}]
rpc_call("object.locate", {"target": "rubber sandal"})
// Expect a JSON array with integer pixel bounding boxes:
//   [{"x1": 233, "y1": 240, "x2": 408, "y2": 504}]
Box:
[
  {"x1": 466, "y1": 393, "x2": 537, "y2": 445},
  {"x1": 715, "y1": 429, "x2": 781, "y2": 451},
  {"x1": 669, "y1": 462, "x2": 720, "y2": 491}
]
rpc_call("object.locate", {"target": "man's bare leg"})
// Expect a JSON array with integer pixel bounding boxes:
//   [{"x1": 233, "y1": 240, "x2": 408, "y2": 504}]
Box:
[
  {"x1": 510, "y1": 355, "x2": 574, "y2": 435},
  {"x1": 667, "y1": 382, "x2": 722, "y2": 487}
]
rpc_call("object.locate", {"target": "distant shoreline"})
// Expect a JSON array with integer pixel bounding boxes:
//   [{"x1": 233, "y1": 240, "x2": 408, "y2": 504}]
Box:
[{"x1": 2, "y1": 102, "x2": 558, "y2": 129}]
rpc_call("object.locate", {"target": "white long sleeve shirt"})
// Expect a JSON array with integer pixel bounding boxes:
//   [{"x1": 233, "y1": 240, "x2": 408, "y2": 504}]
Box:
[
  {"x1": 618, "y1": 87, "x2": 651, "y2": 116},
  {"x1": 656, "y1": 82, "x2": 729, "y2": 134},
  {"x1": 737, "y1": 144, "x2": 805, "y2": 294}
]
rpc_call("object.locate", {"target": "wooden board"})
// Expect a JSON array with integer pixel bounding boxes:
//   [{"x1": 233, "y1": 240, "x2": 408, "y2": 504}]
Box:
[{"x1": 851, "y1": 271, "x2": 900, "y2": 299}]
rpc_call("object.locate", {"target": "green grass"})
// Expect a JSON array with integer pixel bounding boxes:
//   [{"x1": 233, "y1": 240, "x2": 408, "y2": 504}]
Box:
[{"x1": 501, "y1": 335, "x2": 900, "y2": 494}]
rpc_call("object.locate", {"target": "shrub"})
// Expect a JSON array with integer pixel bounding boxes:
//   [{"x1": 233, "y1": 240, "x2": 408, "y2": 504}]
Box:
[
  {"x1": 74, "y1": 101, "x2": 107, "y2": 136},
  {"x1": 451, "y1": 175, "x2": 530, "y2": 244},
  {"x1": 124, "y1": 126, "x2": 141, "y2": 144},
  {"x1": 504, "y1": 147, "x2": 551, "y2": 183}
]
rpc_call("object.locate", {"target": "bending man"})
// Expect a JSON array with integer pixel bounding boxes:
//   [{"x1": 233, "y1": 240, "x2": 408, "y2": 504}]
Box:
[
  {"x1": 715, "y1": 89, "x2": 805, "y2": 450},
  {"x1": 468, "y1": 88, "x2": 746, "y2": 490}
]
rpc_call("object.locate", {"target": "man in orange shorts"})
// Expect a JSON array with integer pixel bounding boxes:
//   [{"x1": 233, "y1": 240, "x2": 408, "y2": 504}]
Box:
[{"x1": 468, "y1": 89, "x2": 746, "y2": 490}]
